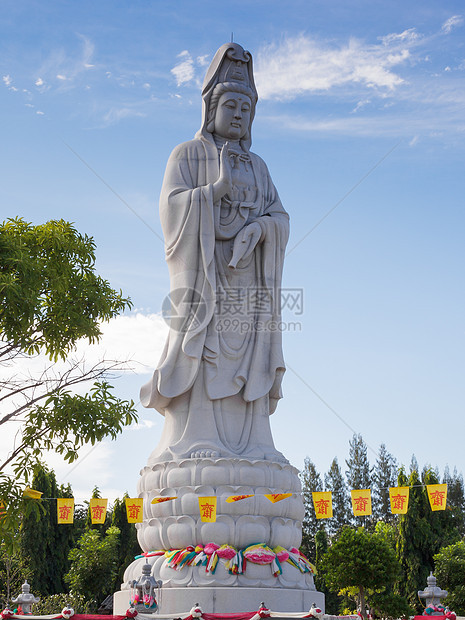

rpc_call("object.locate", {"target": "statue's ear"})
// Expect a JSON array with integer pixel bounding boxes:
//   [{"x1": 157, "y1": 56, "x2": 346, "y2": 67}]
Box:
[{"x1": 206, "y1": 119, "x2": 215, "y2": 133}]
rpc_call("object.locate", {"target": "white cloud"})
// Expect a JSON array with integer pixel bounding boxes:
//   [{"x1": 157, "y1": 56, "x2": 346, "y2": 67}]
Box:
[
  {"x1": 266, "y1": 107, "x2": 465, "y2": 139},
  {"x1": 0, "y1": 312, "x2": 167, "y2": 499},
  {"x1": 143, "y1": 82, "x2": 151, "y2": 90},
  {"x1": 441, "y1": 15, "x2": 463, "y2": 34},
  {"x1": 49, "y1": 442, "x2": 123, "y2": 501},
  {"x1": 0, "y1": 313, "x2": 167, "y2": 400},
  {"x1": 35, "y1": 77, "x2": 44, "y2": 86},
  {"x1": 102, "y1": 107, "x2": 146, "y2": 125},
  {"x1": 171, "y1": 50, "x2": 195, "y2": 86},
  {"x1": 74, "y1": 312, "x2": 167, "y2": 372},
  {"x1": 36, "y1": 110, "x2": 44, "y2": 115},
  {"x1": 380, "y1": 28, "x2": 420, "y2": 46},
  {"x1": 254, "y1": 34, "x2": 411, "y2": 100},
  {"x1": 197, "y1": 54, "x2": 210, "y2": 67},
  {"x1": 352, "y1": 98, "x2": 371, "y2": 113},
  {"x1": 35, "y1": 34, "x2": 95, "y2": 90},
  {"x1": 131, "y1": 419, "x2": 156, "y2": 431},
  {"x1": 3, "y1": 74, "x2": 12, "y2": 86}
]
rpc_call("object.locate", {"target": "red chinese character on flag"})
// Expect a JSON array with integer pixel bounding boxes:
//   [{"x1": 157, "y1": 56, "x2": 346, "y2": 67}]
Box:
[
  {"x1": 125, "y1": 498, "x2": 143, "y2": 523},
  {"x1": 91, "y1": 505, "x2": 105, "y2": 521},
  {"x1": 426, "y1": 484, "x2": 448, "y2": 512},
  {"x1": 315, "y1": 498, "x2": 330, "y2": 516},
  {"x1": 391, "y1": 494, "x2": 407, "y2": 511},
  {"x1": 59, "y1": 505, "x2": 71, "y2": 520},
  {"x1": 201, "y1": 502, "x2": 215, "y2": 520},
  {"x1": 430, "y1": 490, "x2": 445, "y2": 507},
  {"x1": 353, "y1": 496, "x2": 368, "y2": 512},
  {"x1": 127, "y1": 503, "x2": 141, "y2": 520},
  {"x1": 198, "y1": 496, "x2": 217, "y2": 522}
]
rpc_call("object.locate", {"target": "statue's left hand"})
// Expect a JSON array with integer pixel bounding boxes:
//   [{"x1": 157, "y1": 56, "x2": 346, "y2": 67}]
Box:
[{"x1": 229, "y1": 222, "x2": 262, "y2": 268}]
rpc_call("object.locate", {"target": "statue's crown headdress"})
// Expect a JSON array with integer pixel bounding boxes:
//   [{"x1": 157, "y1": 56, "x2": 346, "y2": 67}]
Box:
[
  {"x1": 216, "y1": 46, "x2": 252, "y2": 87},
  {"x1": 201, "y1": 43, "x2": 256, "y2": 100}
]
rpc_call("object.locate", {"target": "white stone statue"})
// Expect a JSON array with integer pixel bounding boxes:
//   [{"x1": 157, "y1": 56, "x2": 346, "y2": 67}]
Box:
[
  {"x1": 140, "y1": 42, "x2": 289, "y2": 464},
  {"x1": 117, "y1": 43, "x2": 323, "y2": 615}
]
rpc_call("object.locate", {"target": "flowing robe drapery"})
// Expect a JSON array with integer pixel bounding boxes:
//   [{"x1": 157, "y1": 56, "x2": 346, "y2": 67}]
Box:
[{"x1": 140, "y1": 136, "x2": 289, "y2": 462}]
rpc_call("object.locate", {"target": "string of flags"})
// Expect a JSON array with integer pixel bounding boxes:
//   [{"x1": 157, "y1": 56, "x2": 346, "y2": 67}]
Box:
[
  {"x1": 312, "y1": 484, "x2": 448, "y2": 519},
  {"x1": 2, "y1": 485, "x2": 448, "y2": 524}
]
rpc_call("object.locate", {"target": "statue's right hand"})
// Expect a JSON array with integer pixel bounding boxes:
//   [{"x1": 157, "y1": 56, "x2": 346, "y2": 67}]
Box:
[{"x1": 213, "y1": 142, "x2": 233, "y2": 203}]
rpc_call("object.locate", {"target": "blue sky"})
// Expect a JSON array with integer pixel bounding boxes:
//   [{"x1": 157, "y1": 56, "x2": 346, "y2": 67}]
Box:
[{"x1": 2, "y1": 0, "x2": 464, "y2": 502}]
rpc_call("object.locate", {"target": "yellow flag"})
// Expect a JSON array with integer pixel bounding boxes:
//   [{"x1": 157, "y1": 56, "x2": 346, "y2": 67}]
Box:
[
  {"x1": 89, "y1": 498, "x2": 108, "y2": 524},
  {"x1": 151, "y1": 496, "x2": 177, "y2": 504},
  {"x1": 198, "y1": 496, "x2": 217, "y2": 522},
  {"x1": 23, "y1": 487, "x2": 43, "y2": 499},
  {"x1": 57, "y1": 498, "x2": 74, "y2": 524},
  {"x1": 389, "y1": 487, "x2": 409, "y2": 514},
  {"x1": 350, "y1": 489, "x2": 372, "y2": 516},
  {"x1": 264, "y1": 493, "x2": 293, "y2": 503},
  {"x1": 312, "y1": 491, "x2": 333, "y2": 519},
  {"x1": 427, "y1": 484, "x2": 447, "y2": 511},
  {"x1": 125, "y1": 498, "x2": 144, "y2": 523},
  {"x1": 226, "y1": 494, "x2": 254, "y2": 503}
]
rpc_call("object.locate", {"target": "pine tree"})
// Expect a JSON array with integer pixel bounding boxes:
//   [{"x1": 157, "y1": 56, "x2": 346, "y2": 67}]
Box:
[
  {"x1": 325, "y1": 458, "x2": 350, "y2": 536},
  {"x1": 396, "y1": 467, "x2": 459, "y2": 612},
  {"x1": 443, "y1": 466, "x2": 465, "y2": 536},
  {"x1": 346, "y1": 433, "x2": 372, "y2": 491},
  {"x1": 345, "y1": 434, "x2": 373, "y2": 525},
  {"x1": 409, "y1": 454, "x2": 419, "y2": 474},
  {"x1": 372, "y1": 444, "x2": 397, "y2": 522},
  {"x1": 300, "y1": 457, "x2": 323, "y2": 561}
]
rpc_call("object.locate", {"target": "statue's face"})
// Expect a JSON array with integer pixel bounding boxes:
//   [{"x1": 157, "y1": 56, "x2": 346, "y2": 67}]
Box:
[{"x1": 214, "y1": 91, "x2": 252, "y2": 140}]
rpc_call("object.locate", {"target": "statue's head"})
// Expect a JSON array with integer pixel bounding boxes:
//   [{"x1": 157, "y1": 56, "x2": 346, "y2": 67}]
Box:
[
  {"x1": 197, "y1": 43, "x2": 258, "y2": 149},
  {"x1": 206, "y1": 83, "x2": 254, "y2": 141}
]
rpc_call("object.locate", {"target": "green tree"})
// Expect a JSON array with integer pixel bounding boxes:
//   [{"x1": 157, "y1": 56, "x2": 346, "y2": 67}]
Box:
[
  {"x1": 346, "y1": 434, "x2": 373, "y2": 526},
  {"x1": 300, "y1": 457, "x2": 323, "y2": 561},
  {"x1": 32, "y1": 592, "x2": 92, "y2": 615},
  {"x1": 0, "y1": 218, "x2": 137, "y2": 549},
  {"x1": 396, "y1": 467, "x2": 459, "y2": 612},
  {"x1": 314, "y1": 528, "x2": 341, "y2": 614},
  {"x1": 372, "y1": 444, "x2": 397, "y2": 522},
  {"x1": 0, "y1": 546, "x2": 31, "y2": 607},
  {"x1": 323, "y1": 526, "x2": 404, "y2": 620},
  {"x1": 434, "y1": 540, "x2": 465, "y2": 614},
  {"x1": 65, "y1": 526, "x2": 120, "y2": 611},
  {"x1": 325, "y1": 457, "x2": 350, "y2": 536},
  {"x1": 443, "y1": 466, "x2": 465, "y2": 537},
  {"x1": 19, "y1": 466, "x2": 75, "y2": 596},
  {"x1": 85, "y1": 487, "x2": 111, "y2": 532},
  {"x1": 374, "y1": 520, "x2": 397, "y2": 550},
  {"x1": 346, "y1": 434, "x2": 372, "y2": 492},
  {"x1": 111, "y1": 494, "x2": 140, "y2": 593},
  {"x1": 409, "y1": 455, "x2": 419, "y2": 474}
]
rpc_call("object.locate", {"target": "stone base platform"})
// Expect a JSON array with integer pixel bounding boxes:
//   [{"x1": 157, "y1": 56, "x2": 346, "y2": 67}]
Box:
[{"x1": 114, "y1": 586, "x2": 324, "y2": 615}]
